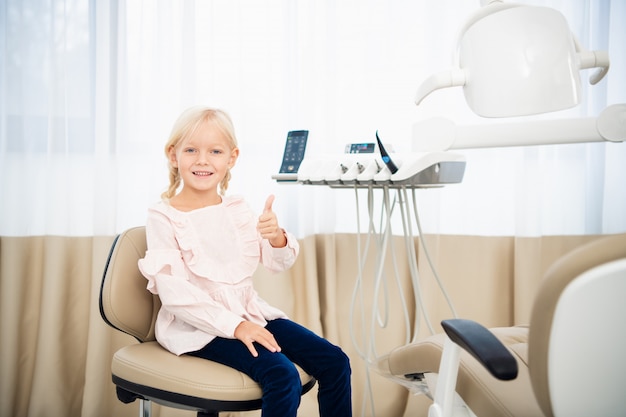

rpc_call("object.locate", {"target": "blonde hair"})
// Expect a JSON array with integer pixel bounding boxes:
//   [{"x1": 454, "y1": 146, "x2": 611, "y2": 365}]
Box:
[{"x1": 162, "y1": 106, "x2": 238, "y2": 199}]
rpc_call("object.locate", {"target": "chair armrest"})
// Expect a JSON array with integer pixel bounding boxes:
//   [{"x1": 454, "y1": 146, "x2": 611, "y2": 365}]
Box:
[{"x1": 441, "y1": 319, "x2": 518, "y2": 381}]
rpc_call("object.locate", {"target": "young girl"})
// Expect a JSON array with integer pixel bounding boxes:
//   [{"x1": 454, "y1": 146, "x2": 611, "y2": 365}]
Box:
[{"x1": 137, "y1": 106, "x2": 352, "y2": 417}]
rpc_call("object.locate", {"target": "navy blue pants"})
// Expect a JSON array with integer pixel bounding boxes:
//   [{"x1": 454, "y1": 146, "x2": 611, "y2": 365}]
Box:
[{"x1": 188, "y1": 318, "x2": 352, "y2": 417}]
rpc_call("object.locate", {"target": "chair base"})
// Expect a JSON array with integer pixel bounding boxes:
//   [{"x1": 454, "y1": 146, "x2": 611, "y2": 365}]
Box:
[
  {"x1": 113, "y1": 373, "x2": 317, "y2": 416},
  {"x1": 114, "y1": 375, "x2": 264, "y2": 414}
]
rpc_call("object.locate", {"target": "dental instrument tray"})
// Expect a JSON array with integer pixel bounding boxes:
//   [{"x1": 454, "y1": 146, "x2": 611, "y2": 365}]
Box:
[{"x1": 292, "y1": 151, "x2": 466, "y2": 189}]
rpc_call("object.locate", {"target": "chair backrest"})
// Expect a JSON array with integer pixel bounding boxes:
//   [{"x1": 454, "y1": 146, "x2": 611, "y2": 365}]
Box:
[
  {"x1": 529, "y1": 234, "x2": 626, "y2": 417},
  {"x1": 100, "y1": 226, "x2": 161, "y2": 342}
]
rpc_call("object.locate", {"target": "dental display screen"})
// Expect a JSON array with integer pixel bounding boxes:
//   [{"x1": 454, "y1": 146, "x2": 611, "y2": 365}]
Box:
[
  {"x1": 346, "y1": 143, "x2": 375, "y2": 154},
  {"x1": 279, "y1": 130, "x2": 308, "y2": 173}
]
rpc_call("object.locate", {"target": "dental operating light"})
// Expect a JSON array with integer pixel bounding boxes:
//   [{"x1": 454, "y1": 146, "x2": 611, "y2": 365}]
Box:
[
  {"x1": 410, "y1": 0, "x2": 624, "y2": 154},
  {"x1": 415, "y1": 0, "x2": 610, "y2": 118}
]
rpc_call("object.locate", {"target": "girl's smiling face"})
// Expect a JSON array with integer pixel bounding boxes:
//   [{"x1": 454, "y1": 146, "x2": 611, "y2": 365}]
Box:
[{"x1": 169, "y1": 119, "x2": 239, "y2": 199}]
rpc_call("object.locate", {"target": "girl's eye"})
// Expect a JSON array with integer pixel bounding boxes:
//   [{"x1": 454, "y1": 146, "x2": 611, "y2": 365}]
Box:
[
  {"x1": 211, "y1": 149, "x2": 223, "y2": 155},
  {"x1": 184, "y1": 148, "x2": 197, "y2": 153}
]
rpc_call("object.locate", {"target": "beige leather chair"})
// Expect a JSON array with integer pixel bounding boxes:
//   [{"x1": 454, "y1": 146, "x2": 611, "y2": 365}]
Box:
[
  {"x1": 99, "y1": 226, "x2": 316, "y2": 417},
  {"x1": 380, "y1": 234, "x2": 626, "y2": 417}
]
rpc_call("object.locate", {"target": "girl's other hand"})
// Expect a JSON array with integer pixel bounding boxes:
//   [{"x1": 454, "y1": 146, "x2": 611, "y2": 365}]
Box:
[{"x1": 234, "y1": 320, "x2": 282, "y2": 357}]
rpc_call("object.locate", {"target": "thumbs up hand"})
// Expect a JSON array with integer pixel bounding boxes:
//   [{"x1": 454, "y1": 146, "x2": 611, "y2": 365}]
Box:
[
  {"x1": 257, "y1": 195, "x2": 287, "y2": 248},
  {"x1": 263, "y1": 194, "x2": 275, "y2": 214}
]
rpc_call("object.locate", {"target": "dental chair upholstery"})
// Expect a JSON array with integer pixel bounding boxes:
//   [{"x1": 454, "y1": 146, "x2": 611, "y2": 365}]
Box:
[
  {"x1": 99, "y1": 226, "x2": 316, "y2": 417},
  {"x1": 383, "y1": 234, "x2": 626, "y2": 417}
]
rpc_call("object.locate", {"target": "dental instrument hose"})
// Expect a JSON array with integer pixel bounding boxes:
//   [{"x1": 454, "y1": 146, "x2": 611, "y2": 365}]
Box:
[{"x1": 349, "y1": 183, "x2": 458, "y2": 417}]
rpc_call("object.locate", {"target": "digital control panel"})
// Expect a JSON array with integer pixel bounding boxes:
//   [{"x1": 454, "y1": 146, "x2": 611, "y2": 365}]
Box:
[
  {"x1": 345, "y1": 143, "x2": 376, "y2": 154},
  {"x1": 279, "y1": 130, "x2": 308, "y2": 174}
]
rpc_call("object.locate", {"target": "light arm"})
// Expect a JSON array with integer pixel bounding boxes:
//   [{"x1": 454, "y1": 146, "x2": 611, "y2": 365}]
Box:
[{"x1": 412, "y1": 104, "x2": 626, "y2": 152}]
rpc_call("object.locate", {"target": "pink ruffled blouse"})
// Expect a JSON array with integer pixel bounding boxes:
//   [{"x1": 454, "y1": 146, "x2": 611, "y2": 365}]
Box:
[{"x1": 137, "y1": 195, "x2": 299, "y2": 355}]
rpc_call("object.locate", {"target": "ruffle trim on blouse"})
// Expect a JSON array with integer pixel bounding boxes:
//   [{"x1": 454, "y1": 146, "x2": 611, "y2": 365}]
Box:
[
  {"x1": 138, "y1": 249, "x2": 187, "y2": 293},
  {"x1": 151, "y1": 196, "x2": 260, "y2": 285}
]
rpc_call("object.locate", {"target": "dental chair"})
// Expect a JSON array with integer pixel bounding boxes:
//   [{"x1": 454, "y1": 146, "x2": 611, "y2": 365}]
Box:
[
  {"x1": 99, "y1": 226, "x2": 316, "y2": 417},
  {"x1": 382, "y1": 233, "x2": 626, "y2": 417}
]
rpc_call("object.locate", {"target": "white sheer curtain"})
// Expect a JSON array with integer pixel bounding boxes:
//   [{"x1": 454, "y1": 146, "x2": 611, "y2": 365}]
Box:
[{"x1": 1, "y1": 0, "x2": 625, "y2": 237}]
